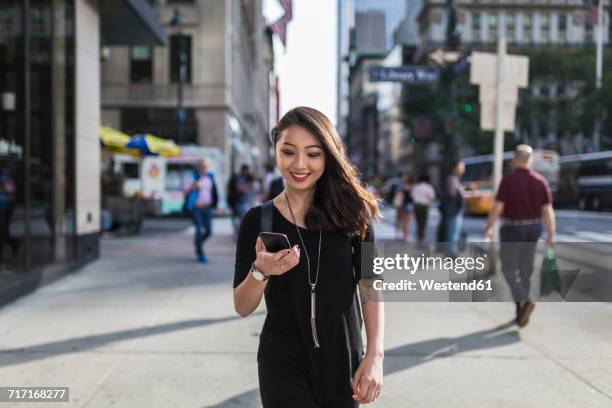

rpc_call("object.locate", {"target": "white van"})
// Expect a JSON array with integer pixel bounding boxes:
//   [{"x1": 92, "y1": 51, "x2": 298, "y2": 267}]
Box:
[{"x1": 110, "y1": 146, "x2": 227, "y2": 215}]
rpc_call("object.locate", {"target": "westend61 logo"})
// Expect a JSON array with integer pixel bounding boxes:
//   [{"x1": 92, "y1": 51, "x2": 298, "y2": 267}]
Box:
[{"x1": 372, "y1": 253, "x2": 488, "y2": 275}]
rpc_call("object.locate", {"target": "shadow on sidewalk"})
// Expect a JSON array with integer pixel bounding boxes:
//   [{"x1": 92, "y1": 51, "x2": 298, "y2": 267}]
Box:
[
  {"x1": 200, "y1": 321, "x2": 518, "y2": 408},
  {"x1": 0, "y1": 312, "x2": 263, "y2": 368},
  {"x1": 204, "y1": 388, "x2": 261, "y2": 408},
  {"x1": 384, "y1": 320, "x2": 519, "y2": 376}
]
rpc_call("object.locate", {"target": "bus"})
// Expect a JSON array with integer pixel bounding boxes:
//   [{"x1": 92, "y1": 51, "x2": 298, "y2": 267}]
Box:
[
  {"x1": 556, "y1": 150, "x2": 612, "y2": 211},
  {"x1": 462, "y1": 149, "x2": 560, "y2": 215}
]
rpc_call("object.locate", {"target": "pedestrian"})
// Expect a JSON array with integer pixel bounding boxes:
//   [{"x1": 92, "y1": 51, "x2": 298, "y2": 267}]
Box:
[
  {"x1": 397, "y1": 172, "x2": 415, "y2": 242},
  {"x1": 227, "y1": 164, "x2": 253, "y2": 235},
  {"x1": 442, "y1": 160, "x2": 465, "y2": 256},
  {"x1": 411, "y1": 174, "x2": 436, "y2": 244},
  {"x1": 233, "y1": 107, "x2": 384, "y2": 407},
  {"x1": 262, "y1": 162, "x2": 284, "y2": 201},
  {"x1": 483, "y1": 144, "x2": 556, "y2": 327},
  {"x1": 0, "y1": 168, "x2": 18, "y2": 260},
  {"x1": 185, "y1": 159, "x2": 219, "y2": 263},
  {"x1": 387, "y1": 172, "x2": 403, "y2": 239}
]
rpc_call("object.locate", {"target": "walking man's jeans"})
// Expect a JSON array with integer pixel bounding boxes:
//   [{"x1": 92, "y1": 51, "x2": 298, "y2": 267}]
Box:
[
  {"x1": 500, "y1": 223, "x2": 542, "y2": 302},
  {"x1": 192, "y1": 207, "x2": 213, "y2": 257},
  {"x1": 446, "y1": 213, "x2": 463, "y2": 255}
]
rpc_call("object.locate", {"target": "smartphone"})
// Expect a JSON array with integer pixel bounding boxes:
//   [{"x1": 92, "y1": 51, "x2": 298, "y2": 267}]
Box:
[{"x1": 259, "y1": 232, "x2": 292, "y2": 253}]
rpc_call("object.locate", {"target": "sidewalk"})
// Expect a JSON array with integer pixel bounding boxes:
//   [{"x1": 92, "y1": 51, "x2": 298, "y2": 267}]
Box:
[{"x1": 0, "y1": 217, "x2": 611, "y2": 407}]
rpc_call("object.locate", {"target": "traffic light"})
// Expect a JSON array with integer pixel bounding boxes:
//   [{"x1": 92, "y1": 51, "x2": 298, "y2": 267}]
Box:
[{"x1": 464, "y1": 103, "x2": 473, "y2": 113}]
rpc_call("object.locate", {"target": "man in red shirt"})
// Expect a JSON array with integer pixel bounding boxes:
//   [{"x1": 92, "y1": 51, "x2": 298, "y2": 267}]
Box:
[{"x1": 484, "y1": 145, "x2": 556, "y2": 327}]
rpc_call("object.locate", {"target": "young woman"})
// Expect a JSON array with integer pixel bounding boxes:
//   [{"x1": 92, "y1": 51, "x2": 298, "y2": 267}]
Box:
[{"x1": 233, "y1": 107, "x2": 384, "y2": 407}]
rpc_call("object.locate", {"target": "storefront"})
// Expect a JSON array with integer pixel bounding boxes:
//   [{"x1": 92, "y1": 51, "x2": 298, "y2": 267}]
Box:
[{"x1": 0, "y1": 0, "x2": 165, "y2": 305}]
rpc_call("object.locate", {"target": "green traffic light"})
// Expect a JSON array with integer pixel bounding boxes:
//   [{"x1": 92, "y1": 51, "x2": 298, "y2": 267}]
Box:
[{"x1": 464, "y1": 103, "x2": 473, "y2": 113}]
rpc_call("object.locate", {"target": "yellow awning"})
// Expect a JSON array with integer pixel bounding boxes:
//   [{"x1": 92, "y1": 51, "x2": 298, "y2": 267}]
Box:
[
  {"x1": 100, "y1": 126, "x2": 131, "y2": 148},
  {"x1": 127, "y1": 133, "x2": 181, "y2": 157}
]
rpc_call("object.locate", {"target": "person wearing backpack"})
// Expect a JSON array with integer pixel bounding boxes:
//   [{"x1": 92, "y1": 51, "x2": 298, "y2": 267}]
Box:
[{"x1": 233, "y1": 107, "x2": 384, "y2": 407}]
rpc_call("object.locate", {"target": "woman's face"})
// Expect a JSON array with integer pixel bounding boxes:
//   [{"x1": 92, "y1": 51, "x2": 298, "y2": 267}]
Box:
[{"x1": 275, "y1": 125, "x2": 326, "y2": 192}]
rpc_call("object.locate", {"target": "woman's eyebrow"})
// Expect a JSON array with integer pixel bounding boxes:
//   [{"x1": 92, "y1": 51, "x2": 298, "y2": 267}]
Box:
[{"x1": 282, "y1": 142, "x2": 323, "y2": 149}]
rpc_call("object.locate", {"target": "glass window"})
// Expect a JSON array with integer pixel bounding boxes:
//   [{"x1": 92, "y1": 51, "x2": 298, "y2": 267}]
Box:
[
  {"x1": 472, "y1": 12, "x2": 481, "y2": 30},
  {"x1": 170, "y1": 35, "x2": 192, "y2": 84},
  {"x1": 523, "y1": 13, "x2": 532, "y2": 42},
  {"x1": 130, "y1": 46, "x2": 152, "y2": 83},
  {"x1": 122, "y1": 163, "x2": 140, "y2": 179},
  {"x1": 121, "y1": 108, "x2": 197, "y2": 145},
  {"x1": 488, "y1": 14, "x2": 498, "y2": 39},
  {"x1": 166, "y1": 163, "x2": 195, "y2": 191},
  {"x1": 559, "y1": 14, "x2": 567, "y2": 31},
  {"x1": 541, "y1": 14, "x2": 550, "y2": 31},
  {"x1": 1, "y1": 0, "x2": 75, "y2": 277},
  {"x1": 540, "y1": 14, "x2": 550, "y2": 43},
  {"x1": 488, "y1": 14, "x2": 497, "y2": 27},
  {"x1": 506, "y1": 13, "x2": 515, "y2": 40}
]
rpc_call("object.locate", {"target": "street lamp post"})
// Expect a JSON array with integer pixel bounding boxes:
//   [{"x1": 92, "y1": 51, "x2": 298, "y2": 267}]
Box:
[
  {"x1": 170, "y1": 8, "x2": 186, "y2": 143},
  {"x1": 442, "y1": 0, "x2": 461, "y2": 169}
]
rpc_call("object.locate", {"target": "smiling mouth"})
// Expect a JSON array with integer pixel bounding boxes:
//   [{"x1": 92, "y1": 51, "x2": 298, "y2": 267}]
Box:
[{"x1": 290, "y1": 172, "x2": 310, "y2": 182}]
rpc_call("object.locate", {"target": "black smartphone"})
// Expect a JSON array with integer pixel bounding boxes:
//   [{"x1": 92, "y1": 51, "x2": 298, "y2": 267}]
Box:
[{"x1": 259, "y1": 232, "x2": 291, "y2": 253}]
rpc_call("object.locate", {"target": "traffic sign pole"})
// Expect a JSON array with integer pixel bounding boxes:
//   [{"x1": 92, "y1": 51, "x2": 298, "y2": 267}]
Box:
[{"x1": 493, "y1": 37, "x2": 507, "y2": 243}]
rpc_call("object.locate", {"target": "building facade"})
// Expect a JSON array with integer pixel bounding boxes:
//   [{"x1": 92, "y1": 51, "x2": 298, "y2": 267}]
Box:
[
  {"x1": 418, "y1": 0, "x2": 610, "y2": 50},
  {"x1": 339, "y1": 0, "x2": 422, "y2": 181},
  {"x1": 0, "y1": 0, "x2": 165, "y2": 305},
  {"x1": 416, "y1": 0, "x2": 611, "y2": 156},
  {"x1": 346, "y1": 53, "x2": 385, "y2": 180},
  {"x1": 101, "y1": 0, "x2": 274, "y2": 184},
  {"x1": 355, "y1": 0, "x2": 408, "y2": 50}
]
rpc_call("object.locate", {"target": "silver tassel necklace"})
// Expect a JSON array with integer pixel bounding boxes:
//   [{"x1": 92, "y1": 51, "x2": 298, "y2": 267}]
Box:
[{"x1": 285, "y1": 191, "x2": 322, "y2": 348}]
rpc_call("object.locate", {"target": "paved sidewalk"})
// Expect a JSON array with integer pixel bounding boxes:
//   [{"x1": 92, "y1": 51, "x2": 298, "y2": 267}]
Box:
[{"x1": 0, "y1": 217, "x2": 611, "y2": 407}]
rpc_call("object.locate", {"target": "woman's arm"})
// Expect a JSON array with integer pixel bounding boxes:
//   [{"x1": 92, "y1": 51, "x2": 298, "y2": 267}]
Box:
[
  {"x1": 353, "y1": 279, "x2": 384, "y2": 404},
  {"x1": 360, "y1": 281, "x2": 385, "y2": 358},
  {"x1": 233, "y1": 264, "x2": 268, "y2": 317},
  {"x1": 233, "y1": 237, "x2": 300, "y2": 317}
]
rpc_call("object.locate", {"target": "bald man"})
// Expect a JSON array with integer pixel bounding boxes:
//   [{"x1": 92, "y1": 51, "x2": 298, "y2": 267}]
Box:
[{"x1": 484, "y1": 144, "x2": 556, "y2": 327}]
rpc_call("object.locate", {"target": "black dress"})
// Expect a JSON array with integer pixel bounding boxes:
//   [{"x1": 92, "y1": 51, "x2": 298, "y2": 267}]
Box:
[{"x1": 233, "y1": 204, "x2": 375, "y2": 408}]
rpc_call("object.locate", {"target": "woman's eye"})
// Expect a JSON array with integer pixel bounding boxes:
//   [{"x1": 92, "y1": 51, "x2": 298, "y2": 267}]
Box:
[
  {"x1": 281, "y1": 150, "x2": 294, "y2": 155},
  {"x1": 308, "y1": 153, "x2": 321, "y2": 158}
]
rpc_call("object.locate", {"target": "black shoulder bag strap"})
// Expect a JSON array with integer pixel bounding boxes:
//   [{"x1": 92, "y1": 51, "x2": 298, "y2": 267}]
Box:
[{"x1": 260, "y1": 200, "x2": 274, "y2": 233}]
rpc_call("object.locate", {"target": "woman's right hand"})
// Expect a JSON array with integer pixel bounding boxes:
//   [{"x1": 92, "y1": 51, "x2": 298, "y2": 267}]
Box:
[{"x1": 254, "y1": 237, "x2": 300, "y2": 277}]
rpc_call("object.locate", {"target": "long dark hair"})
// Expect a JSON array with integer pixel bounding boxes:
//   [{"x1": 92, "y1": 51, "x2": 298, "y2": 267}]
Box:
[{"x1": 271, "y1": 107, "x2": 381, "y2": 239}]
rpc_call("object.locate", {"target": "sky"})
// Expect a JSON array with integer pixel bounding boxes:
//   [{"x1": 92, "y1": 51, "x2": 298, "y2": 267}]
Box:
[{"x1": 264, "y1": 0, "x2": 338, "y2": 125}]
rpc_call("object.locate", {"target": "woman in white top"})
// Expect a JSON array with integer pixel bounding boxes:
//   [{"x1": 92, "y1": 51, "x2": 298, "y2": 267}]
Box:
[{"x1": 410, "y1": 174, "x2": 436, "y2": 243}]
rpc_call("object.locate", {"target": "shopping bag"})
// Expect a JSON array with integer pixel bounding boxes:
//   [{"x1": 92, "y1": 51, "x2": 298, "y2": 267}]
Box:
[{"x1": 540, "y1": 247, "x2": 561, "y2": 296}]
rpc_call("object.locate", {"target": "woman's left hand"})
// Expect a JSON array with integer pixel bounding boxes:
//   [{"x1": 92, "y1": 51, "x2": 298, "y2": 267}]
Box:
[{"x1": 352, "y1": 353, "x2": 383, "y2": 404}]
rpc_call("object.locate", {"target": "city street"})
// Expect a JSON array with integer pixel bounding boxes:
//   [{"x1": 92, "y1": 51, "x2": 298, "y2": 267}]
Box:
[
  {"x1": 3, "y1": 0, "x2": 612, "y2": 406},
  {"x1": 1, "y1": 214, "x2": 611, "y2": 407}
]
